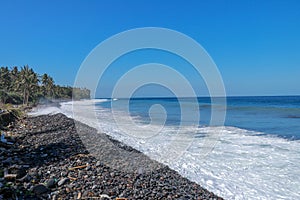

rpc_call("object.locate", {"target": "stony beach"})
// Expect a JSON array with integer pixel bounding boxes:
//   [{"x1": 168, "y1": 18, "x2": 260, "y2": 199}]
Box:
[{"x1": 0, "y1": 113, "x2": 223, "y2": 200}]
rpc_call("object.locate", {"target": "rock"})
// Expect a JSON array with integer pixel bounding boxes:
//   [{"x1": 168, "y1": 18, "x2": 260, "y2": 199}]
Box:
[
  {"x1": 61, "y1": 171, "x2": 68, "y2": 177},
  {"x1": 17, "y1": 174, "x2": 32, "y2": 182},
  {"x1": 92, "y1": 185, "x2": 97, "y2": 190},
  {"x1": 2, "y1": 157, "x2": 12, "y2": 165},
  {"x1": 23, "y1": 182, "x2": 31, "y2": 190},
  {"x1": 100, "y1": 194, "x2": 111, "y2": 200},
  {"x1": 110, "y1": 172, "x2": 115, "y2": 177},
  {"x1": 41, "y1": 153, "x2": 48, "y2": 157},
  {"x1": 22, "y1": 164, "x2": 30, "y2": 169},
  {"x1": 0, "y1": 187, "x2": 14, "y2": 199},
  {"x1": 15, "y1": 168, "x2": 27, "y2": 179},
  {"x1": 32, "y1": 184, "x2": 48, "y2": 195},
  {"x1": 46, "y1": 178, "x2": 56, "y2": 188},
  {"x1": 82, "y1": 191, "x2": 89, "y2": 197},
  {"x1": 52, "y1": 194, "x2": 57, "y2": 200},
  {"x1": 57, "y1": 177, "x2": 69, "y2": 186},
  {"x1": 96, "y1": 161, "x2": 102, "y2": 167}
]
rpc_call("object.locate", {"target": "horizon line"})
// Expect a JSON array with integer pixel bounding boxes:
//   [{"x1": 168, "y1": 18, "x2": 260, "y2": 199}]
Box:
[{"x1": 94, "y1": 94, "x2": 300, "y2": 99}]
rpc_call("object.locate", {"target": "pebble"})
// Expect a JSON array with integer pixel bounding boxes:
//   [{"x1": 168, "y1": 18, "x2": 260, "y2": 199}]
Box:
[
  {"x1": 96, "y1": 161, "x2": 102, "y2": 167},
  {"x1": 31, "y1": 184, "x2": 48, "y2": 195},
  {"x1": 46, "y1": 178, "x2": 56, "y2": 188},
  {"x1": 57, "y1": 177, "x2": 69, "y2": 186},
  {"x1": 100, "y1": 194, "x2": 111, "y2": 200}
]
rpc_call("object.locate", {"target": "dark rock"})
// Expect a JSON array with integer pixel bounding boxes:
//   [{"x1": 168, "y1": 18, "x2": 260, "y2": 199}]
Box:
[
  {"x1": 17, "y1": 174, "x2": 32, "y2": 182},
  {"x1": 46, "y1": 178, "x2": 56, "y2": 188},
  {"x1": 2, "y1": 157, "x2": 12, "y2": 165},
  {"x1": 16, "y1": 168, "x2": 27, "y2": 179},
  {"x1": 60, "y1": 171, "x2": 68, "y2": 177},
  {"x1": 32, "y1": 184, "x2": 48, "y2": 195}
]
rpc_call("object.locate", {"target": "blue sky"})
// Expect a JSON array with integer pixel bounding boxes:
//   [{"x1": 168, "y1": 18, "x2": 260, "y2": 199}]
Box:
[{"x1": 0, "y1": 0, "x2": 299, "y2": 97}]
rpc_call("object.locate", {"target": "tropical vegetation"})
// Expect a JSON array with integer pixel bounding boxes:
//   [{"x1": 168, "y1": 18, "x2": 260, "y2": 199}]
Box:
[{"x1": 0, "y1": 65, "x2": 90, "y2": 105}]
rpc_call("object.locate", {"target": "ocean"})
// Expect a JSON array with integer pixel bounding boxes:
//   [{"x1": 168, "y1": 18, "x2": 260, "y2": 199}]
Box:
[{"x1": 31, "y1": 96, "x2": 300, "y2": 199}]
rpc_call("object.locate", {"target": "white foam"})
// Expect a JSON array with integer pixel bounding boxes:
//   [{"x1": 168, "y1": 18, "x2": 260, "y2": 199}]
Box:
[
  {"x1": 29, "y1": 106, "x2": 62, "y2": 116},
  {"x1": 174, "y1": 127, "x2": 300, "y2": 200},
  {"x1": 28, "y1": 99, "x2": 109, "y2": 117},
  {"x1": 31, "y1": 100, "x2": 300, "y2": 200}
]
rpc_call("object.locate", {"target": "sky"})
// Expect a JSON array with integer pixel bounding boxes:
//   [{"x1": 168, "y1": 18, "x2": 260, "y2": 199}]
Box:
[{"x1": 0, "y1": 0, "x2": 299, "y2": 97}]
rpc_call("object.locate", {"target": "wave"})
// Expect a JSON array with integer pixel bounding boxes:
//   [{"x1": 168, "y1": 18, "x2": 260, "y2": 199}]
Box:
[
  {"x1": 226, "y1": 104, "x2": 300, "y2": 113},
  {"x1": 29, "y1": 106, "x2": 62, "y2": 116},
  {"x1": 31, "y1": 100, "x2": 300, "y2": 200},
  {"x1": 285, "y1": 115, "x2": 300, "y2": 119}
]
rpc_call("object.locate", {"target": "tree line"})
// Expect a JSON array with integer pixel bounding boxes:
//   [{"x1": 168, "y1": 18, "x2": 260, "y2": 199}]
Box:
[{"x1": 0, "y1": 65, "x2": 90, "y2": 105}]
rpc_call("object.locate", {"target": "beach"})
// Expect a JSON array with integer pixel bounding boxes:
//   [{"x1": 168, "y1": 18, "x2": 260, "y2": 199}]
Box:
[
  {"x1": 19, "y1": 97, "x2": 300, "y2": 199},
  {"x1": 0, "y1": 113, "x2": 222, "y2": 199},
  {"x1": 1, "y1": 0, "x2": 299, "y2": 199}
]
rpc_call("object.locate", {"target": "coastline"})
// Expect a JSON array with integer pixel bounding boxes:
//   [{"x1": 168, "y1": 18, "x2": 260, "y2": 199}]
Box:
[
  {"x1": 16, "y1": 97, "x2": 300, "y2": 199},
  {"x1": 0, "y1": 112, "x2": 223, "y2": 199}
]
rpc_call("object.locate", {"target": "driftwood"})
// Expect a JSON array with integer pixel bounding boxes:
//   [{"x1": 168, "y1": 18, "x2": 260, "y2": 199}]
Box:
[
  {"x1": 77, "y1": 192, "x2": 82, "y2": 199},
  {"x1": 4, "y1": 168, "x2": 17, "y2": 180},
  {"x1": 68, "y1": 164, "x2": 88, "y2": 171},
  {"x1": 68, "y1": 175, "x2": 77, "y2": 181},
  {"x1": 70, "y1": 153, "x2": 91, "y2": 159}
]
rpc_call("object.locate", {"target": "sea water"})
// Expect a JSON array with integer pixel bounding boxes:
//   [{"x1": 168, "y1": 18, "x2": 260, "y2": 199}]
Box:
[{"x1": 31, "y1": 96, "x2": 300, "y2": 199}]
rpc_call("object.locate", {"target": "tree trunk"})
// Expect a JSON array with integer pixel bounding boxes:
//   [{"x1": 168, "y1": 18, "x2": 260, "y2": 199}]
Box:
[
  {"x1": 26, "y1": 90, "x2": 29, "y2": 105},
  {"x1": 23, "y1": 88, "x2": 26, "y2": 105}
]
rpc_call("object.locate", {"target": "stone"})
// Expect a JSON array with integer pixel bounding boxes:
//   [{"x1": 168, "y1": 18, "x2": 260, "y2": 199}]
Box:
[
  {"x1": 32, "y1": 184, "x2": 48, "y2": 195},
  {"x1": 96, "y1": 161, "x2": 102, "y2": 167},
  {"x1": 46, "y1": 178, "x2": 56, "y2": 188},
  {"x1": 92, "y1": 185, "x2": 97, "y2": 190},
  {"x1": 17, "y1": 174, "x2": 32, "y2": 182},
  {"x1": 16, "y1": 168, "x2": 27, "y2": 179},
  {"x1": 57, "y1": 177, "x2": 69, "y2": 187},
  {"x1": 2, "y1": 157, "x2": 12, "y2": 165},
  {"x1": 100, "y1": 194, "x2": 111, "y2": 200}
]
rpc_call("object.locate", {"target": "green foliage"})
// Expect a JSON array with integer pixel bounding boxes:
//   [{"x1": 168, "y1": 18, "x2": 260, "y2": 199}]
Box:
[{"x1": 0, "y1": 65, "x2": 90, "y2": 105}]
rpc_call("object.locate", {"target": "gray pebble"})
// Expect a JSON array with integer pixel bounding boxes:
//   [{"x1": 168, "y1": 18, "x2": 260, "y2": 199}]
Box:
[{"x1": 57, "y1": 177, "x2": 69, "y2": 186}]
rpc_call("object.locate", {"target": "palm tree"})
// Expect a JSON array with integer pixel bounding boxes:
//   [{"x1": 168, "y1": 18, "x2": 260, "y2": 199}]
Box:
[
  {"x1": 10, "y1": 66, "x2": 19, "y2": 92},
  {"x1": 41, "y1": 74, "x2": 48, "y2": 96},
  {"x1": 41, "y1": 73, "x2": 55, "y2": 98},
  {"x1": 0, "y1": 67, "x2": 11, "y2": 104},
  {"x1": 18, "y1": 65, "x2": 39, "y2": 105}
]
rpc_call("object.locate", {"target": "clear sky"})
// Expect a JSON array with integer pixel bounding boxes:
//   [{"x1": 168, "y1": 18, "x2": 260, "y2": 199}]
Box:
[{"x1": 0, "y1": 0, "x2": 299, "y2": 97}]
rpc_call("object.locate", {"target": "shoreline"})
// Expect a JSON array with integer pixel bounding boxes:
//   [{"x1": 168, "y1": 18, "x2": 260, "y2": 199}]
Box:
[
  {"x1": 22, "y1": 98, "x2": 300, "y2": 199},
  {"x1": 0, "y1": 113, "x2": 223, "y2": 199}
]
